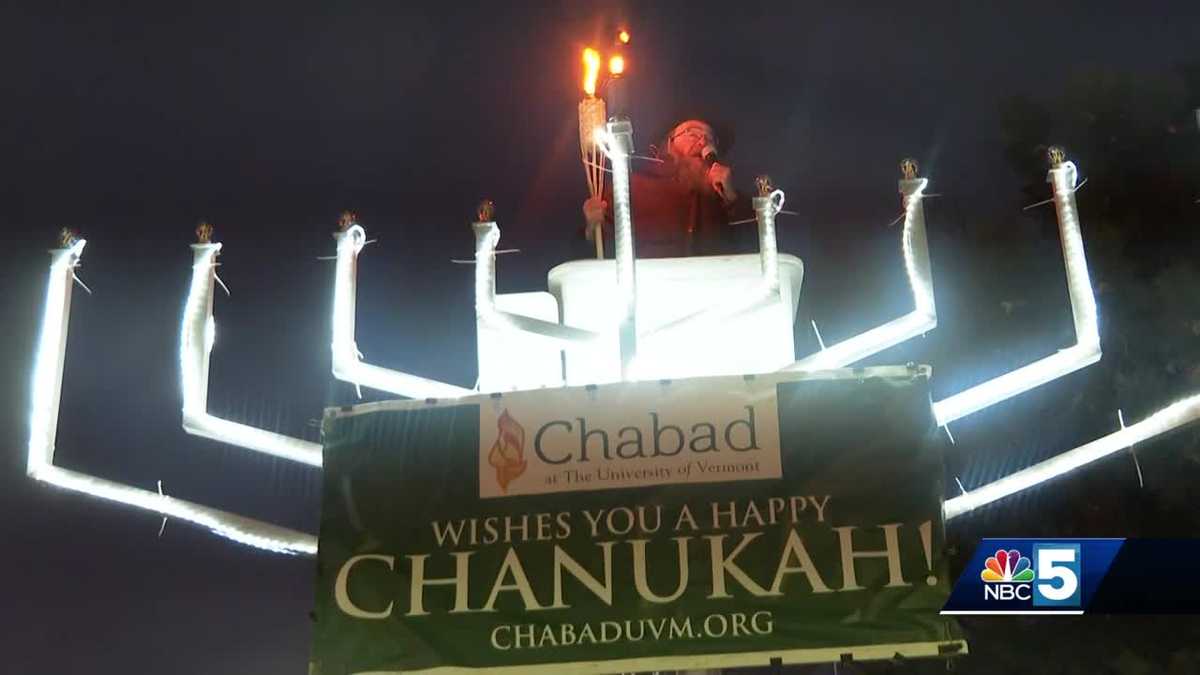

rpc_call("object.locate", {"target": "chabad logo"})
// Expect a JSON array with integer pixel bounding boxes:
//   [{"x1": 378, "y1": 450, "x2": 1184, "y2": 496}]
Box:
[
  {"x1": 980, "y1": 548, "x2": 1034, "y2": 583},
  {"x1": 487, "y1": 410, "x2": 527, "y2": 492}
]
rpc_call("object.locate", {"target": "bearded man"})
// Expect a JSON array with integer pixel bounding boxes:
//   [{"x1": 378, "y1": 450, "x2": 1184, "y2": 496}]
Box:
[{"x1": 582, "y1": 118, "x2": 755, "y2": 258}]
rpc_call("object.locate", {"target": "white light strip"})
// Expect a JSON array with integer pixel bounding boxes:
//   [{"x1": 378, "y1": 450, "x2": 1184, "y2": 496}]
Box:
[
  {"x1": 331, "y1": 225, "x2": 474, "y2": 399},
  {"x1": 31, "y1": 465, "x2": 318, "y2": 555},
  {"x1": 27, "y1": 242, "x2": 317, "y2": 555},
  {"x1": 933, "y1": 162, "x2": 1099, "y2": 426},
  {"x1": 783, "y1": 176, "x2": 935, "y2": 372},
  {"x1": 944, "y1": 392, "x2": 1200, "y2": 520},
  {"x1": 597, "y1": 122, "x2": 639, "y2": 380},
  {"x1": 180, "y1": 243, "x2": 323, "y2": 467},
  {"x1": 27, "y1": 242, "x2": 87, "y2": 473},
  {"x1": 472, "y1": 220, "x2": 603, "y2": 350}
]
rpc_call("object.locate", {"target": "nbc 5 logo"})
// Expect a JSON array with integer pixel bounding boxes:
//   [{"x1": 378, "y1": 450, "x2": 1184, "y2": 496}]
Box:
[
  {"x1": 1032, "y1": 543, "x2": 1081, "y2": 607},
  {"x1": 980, "y1": 544, "x2": 1082, "y2": 607}
]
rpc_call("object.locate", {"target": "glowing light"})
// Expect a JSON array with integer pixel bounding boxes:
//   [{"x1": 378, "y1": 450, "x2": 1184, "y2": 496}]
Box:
[
  {"x1": 932, "y1": 162, "x2": 1099, "y2": 426},
  {"x1": 32, "y1": 465, "x2": 318, "y2": 554},
  {"x1": 944, "y1": 392, "x2": 1200, "y2": 520},
  {"x1": 549, "y1": 254, "x2": 804, "y2": 385},
  {"x1": 331, "y1": 224, "x2": 475, "y2": 399},
  {"x1": 27, "y1": 240, "x2": 316, "y2": 556},
  {"x1": 472, "y1": 220, "x2": 603, "y2": 352},
  {"x1": 781, "y1": 160, "x2": 1099, "y2": 428},
  {"x1": 27, "y1": 241, "x2": 87, "y2": 474},
  {"x1": 617, "y1": 29, "x2": 631, "y2": 44},
  {"x1": 783, "y1": 176, "x2": 935, "y2": 372},
  {"x1": 180, "y1": 243, "x2": 323, "y2": 467},
  {"x1": 582, "y1": 48, "x2": 600, "y2": 97},
  {"x1": 608, "y1": 54, "x2": 625, "y2": 76},
  {"x1": 598, "y1": 119, "x2": 637, "y2": 378},
  {"x1": 477, "y1": 292, "x2": 566, "y2": 392}
]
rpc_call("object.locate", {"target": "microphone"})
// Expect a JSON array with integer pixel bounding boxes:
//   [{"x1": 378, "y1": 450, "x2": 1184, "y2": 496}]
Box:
[{"x1": 702, "y1": 144, "x2": 731, "y2": 200}]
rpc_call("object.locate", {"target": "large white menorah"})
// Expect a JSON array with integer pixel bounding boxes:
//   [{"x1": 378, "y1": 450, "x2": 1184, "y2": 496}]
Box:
[{"x1": 25, "y1": 140, "x2": 1200, "y2": 554}]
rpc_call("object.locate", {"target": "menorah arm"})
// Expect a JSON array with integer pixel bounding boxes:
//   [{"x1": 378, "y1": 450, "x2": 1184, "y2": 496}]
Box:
[
  {"x1": 945, "y1": 392, "x2": 1200, "y2": 520},
  {"x1": 180, "y1": 243, "x2": 323, "y2": 467},
  {"x1": 933, "y1": 161, "x2": 1100, "y2": 426},
  {"x1": 782, "y1": 176, "x2": 936, "y2": 372},
  {"x1": 27, "y1": 240, "x2": 316, "y2": 555},
  {"x1": 331, "y1": 225, "x2": 475, "y2": 400}
]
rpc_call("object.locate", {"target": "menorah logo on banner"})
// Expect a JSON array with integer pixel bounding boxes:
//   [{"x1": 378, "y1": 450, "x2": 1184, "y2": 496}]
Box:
[{"x1": 477, "y1": 383, "x2": 783, "y2": 499}]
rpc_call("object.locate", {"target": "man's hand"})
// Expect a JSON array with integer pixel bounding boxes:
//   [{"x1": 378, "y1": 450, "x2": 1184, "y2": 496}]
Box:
[
  {"x1": 582, "y1": 196, "x2": 607, "y2": 241},
  {"x1": 708, "y1": 162, "x2": 738, "y2": 204}
]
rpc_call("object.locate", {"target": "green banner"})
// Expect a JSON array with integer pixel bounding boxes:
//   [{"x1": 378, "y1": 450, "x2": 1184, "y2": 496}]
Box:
[{"x1": 312, "y1": 367, "x2": 964, "y2": 674}]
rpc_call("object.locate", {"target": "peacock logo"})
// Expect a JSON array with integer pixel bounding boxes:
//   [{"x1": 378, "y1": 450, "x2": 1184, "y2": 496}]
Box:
[
  {"x1": 487, "y1": 410, "x2": 527, "y2": 492},
  {"x1": 980, "y1": 548, "x2": 1035, "y2": 582}
]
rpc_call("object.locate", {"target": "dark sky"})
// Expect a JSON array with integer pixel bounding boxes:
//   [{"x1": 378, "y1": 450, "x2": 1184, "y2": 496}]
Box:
[{"x1": 2, "y1": 1, "x2": 1198, "y2": 673}]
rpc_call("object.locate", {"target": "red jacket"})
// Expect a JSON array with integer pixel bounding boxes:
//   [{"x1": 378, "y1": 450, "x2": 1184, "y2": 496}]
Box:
[{"x1": 599, "y1": 159, "x2": 756, "y2": 258}]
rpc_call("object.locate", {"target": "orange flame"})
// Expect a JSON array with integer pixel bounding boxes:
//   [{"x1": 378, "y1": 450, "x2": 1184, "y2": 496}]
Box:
[
  {"x1": 582, "y1": 47, "x2": 601, "y2": 97},
  {"x1": 608, "y1": 54, "x2": 625, "y2": 76},
  {"x1": 617, "y1": 29, "x2": 631, "y2": 44}
]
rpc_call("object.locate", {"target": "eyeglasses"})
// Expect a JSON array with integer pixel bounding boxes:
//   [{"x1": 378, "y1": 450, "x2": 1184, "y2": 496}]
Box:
[{"x1": 670, "y1": 126, "x2": 717, "y2": 145}]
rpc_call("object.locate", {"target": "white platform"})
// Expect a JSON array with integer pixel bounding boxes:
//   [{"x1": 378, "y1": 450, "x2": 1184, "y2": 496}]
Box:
[{"x1": 548, "y1": 254, "x2": 804, "y2": 385}]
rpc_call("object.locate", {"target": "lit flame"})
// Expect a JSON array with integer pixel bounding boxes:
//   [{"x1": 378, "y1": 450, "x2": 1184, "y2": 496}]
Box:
[
  {"x1": 582, "y1": 48, "x2": 600, "y2": 96},
  {"x1": 608, "y1": 54, "x2": 625, "y2": 76},
  {"x1": 617, "y1": 29, "x2": 631, "y2": 44}
]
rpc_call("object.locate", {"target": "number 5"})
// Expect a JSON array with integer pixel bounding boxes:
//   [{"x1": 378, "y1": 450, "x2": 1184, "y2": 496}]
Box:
[{"x1": 1036, "y1": 547, "x2": 1079, "y2": 602}]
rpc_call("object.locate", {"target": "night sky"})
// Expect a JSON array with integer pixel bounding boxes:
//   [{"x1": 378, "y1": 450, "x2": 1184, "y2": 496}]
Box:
[{"x1": 3, "y1": 2, "x2": 1199, "y2": 673}]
